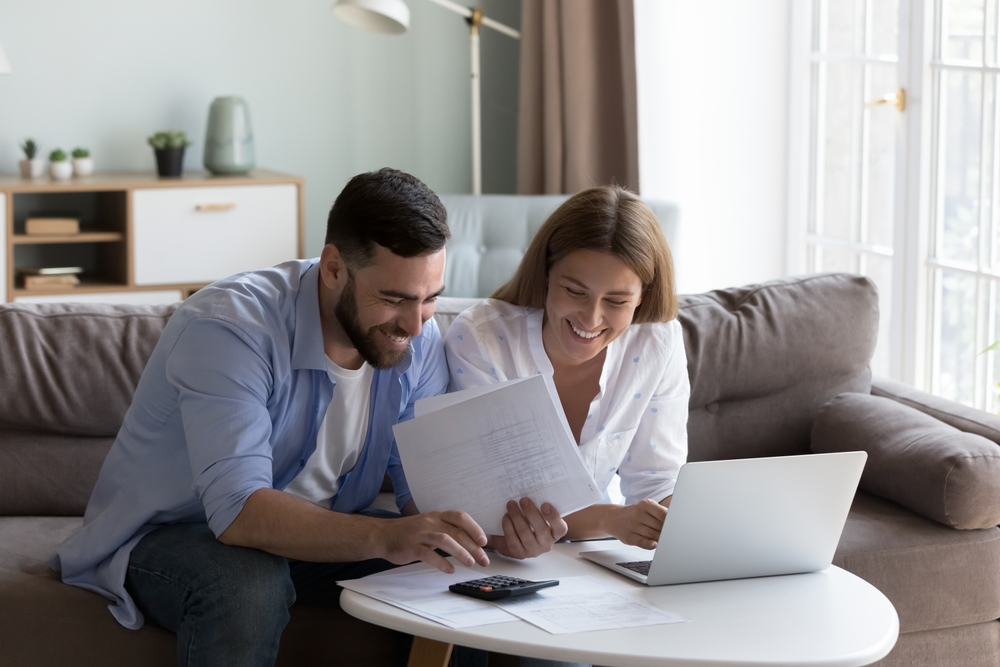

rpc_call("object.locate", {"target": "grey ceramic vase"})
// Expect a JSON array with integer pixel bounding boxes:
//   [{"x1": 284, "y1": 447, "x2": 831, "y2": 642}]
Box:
[{"x1": 203, "y1": 96, "x2": 255, "y2": 175}]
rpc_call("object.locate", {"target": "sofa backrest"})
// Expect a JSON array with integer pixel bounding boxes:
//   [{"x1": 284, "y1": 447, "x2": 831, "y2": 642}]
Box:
[
  {"x1": 0, "y1": 273, "x2": 877, "y2": 516},
  {"x1": 434, "y1": 273, "x2": 878, "y2": 462},
  {"x1": 677, "y1": 273, "x2": 878, "y2": 461},
  {"x1": 439, "y1": 194, "x2": 680, "y2": 298},
  {"x1": 0, "y1": 303, "x2": 178, "y2": 515}
]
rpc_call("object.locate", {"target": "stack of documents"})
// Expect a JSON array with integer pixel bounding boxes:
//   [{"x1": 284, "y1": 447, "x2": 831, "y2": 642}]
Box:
[
  {"x1": 18, "y1": 266, "x2": 84, "y2": 290},
  {"x1": 339, "y1": 567, "x2": 685, "y2": 634},
  {"x1": 491, "y1": 575, "x2": 684, "y2": 634},
  {"x1": 393, "y1": 375, "x2": 604, "y2": 534},
  {"x1": 339, "y1": 566, "x2": 517, "y2": 628}
]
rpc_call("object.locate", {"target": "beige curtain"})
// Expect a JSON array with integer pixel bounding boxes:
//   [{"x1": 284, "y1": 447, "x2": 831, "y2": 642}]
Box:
[{"x1": 517, "y1": 0, "x2": 639, "y2": 194}]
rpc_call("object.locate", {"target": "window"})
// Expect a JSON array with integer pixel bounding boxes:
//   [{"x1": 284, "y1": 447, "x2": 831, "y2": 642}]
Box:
[
  {"x1": 792, "y1": 0, "x2": 1000, "y2": 410},
  {"x1": 928, "y1": 0, "x2": 1000, "y2": 408},
  {"x1": 792, "y1": 0, "x2": 902, "y2": 380}
]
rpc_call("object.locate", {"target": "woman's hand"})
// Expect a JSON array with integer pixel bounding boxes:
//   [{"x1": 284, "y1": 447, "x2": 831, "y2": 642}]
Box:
[
  {"x1": 490, "y1": 498, "x2": 568, "y2": 559},
  {"x1": 605, "y1": 499, "x2": 667, "y2": 549}
]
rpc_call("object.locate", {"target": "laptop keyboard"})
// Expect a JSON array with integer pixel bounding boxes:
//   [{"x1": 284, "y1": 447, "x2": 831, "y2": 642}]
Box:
[{"x1": 617, "y1": 560, "x2": 652, "y2": 576}]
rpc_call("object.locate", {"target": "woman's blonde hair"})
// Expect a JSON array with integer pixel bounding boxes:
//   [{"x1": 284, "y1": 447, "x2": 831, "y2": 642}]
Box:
[{"x1": 492, "y1": 186, "x2": 678, "y2": 323}]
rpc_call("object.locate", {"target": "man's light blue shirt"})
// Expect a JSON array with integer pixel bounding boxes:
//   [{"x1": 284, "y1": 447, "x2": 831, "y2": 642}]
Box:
[{"x1": 49, "y1": 259, "x2": 449, "y2": 629}]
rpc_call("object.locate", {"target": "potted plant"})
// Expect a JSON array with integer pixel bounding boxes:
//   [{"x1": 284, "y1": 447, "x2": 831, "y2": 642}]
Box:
[
  {"x1": 18, "y1": 139, "x2": 45, "y2": 179},
  {"x1": 148, "y1": 131, "x2": 191, "y2": 177},
  {"x1": 48, "y1": 148, "x2": 72, "y2": 180},
  {"x1": 71, "y1": 147, "x2": 94, "y2": 177}
]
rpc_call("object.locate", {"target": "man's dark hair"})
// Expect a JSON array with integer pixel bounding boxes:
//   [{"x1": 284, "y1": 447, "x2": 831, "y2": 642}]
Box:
[{"x1": 325, "y1": 168, "x2": 450, "y2": 267}]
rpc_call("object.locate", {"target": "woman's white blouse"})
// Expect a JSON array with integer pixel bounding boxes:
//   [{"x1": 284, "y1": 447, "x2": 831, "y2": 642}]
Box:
[{"x1": 443, "y1": 299, "x2": 689, "y2": 505}]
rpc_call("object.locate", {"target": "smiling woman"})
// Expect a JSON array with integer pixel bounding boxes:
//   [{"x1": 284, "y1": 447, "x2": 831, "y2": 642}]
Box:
[{"x1": 445, "y1": 185, "x2": 689, "y2": 551}]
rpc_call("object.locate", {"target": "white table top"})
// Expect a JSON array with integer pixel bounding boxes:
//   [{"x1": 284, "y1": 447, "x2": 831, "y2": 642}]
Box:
[{"x1": 340, "y1": 541, "x2": 899, "y2": 667}]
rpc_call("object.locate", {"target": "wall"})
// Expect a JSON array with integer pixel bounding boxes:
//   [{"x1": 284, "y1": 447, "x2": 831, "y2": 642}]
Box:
[
  {"x1": 0, "y1": 0, "x2": 520, "y2": 257},
  {"x1": 635, "y1": 0, "x2": 791, "y2": 295}
]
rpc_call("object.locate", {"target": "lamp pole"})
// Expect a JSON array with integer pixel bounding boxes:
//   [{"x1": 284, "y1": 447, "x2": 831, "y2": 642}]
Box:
[
  {"x1": 469, "y1": 8, "x2": 483, "y2": 195},
  {"x1": 423, "y1": 0, "x2": 520, "y2": 195},
  {"x1": 0, "y1": 40, "x2": 12, "y2": 75},
  {"x1": 332, "y1": 0, "x2": 520, "y2": 195}
]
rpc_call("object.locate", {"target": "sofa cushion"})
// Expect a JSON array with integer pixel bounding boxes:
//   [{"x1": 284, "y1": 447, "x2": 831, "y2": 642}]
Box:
[
  {"x1": 0, "y1": 430, "x2": 112, "y2": 516},
  {"x1": 875, "y1": 622, "x2": 1000, "y2": 667},
  {"x1": 812, "y1": 393, "x2": 1000, "y2": 530},
  {"x1": 873, "y1": 376, "x2": 1000, "y2": 445},
  {"x1": 0, "y1": 517, "x2": 405, "y2": 666},
  {"x1": 834, "y1": 492, "x2": 1000, "y2": 634},
  {"x1": 0, "y1": 516, "x2": 176, "y2": 666},
  {"x1": 0, "y1": 303, "x2": 176, "y2": 437},
  {"x1": 678, "y1": 273, "x2": 878, "y2": 462}
]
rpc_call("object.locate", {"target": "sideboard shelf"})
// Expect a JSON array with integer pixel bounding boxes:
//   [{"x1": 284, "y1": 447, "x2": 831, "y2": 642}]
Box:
[
  {"x1": 12, "y1": 232, "x2": 125, "y2": 244},
  {"x1": 10, "y1": 281, "x2": 184, "y2": 299},
  {"x1": 1, "y1": 169, "x2": 304, "y2": 304}
]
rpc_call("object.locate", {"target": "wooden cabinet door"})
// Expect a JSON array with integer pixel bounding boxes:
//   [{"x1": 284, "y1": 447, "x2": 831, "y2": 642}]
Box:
[{"x1": 133, "y1": 184, "x2": 297, "y2": 286}]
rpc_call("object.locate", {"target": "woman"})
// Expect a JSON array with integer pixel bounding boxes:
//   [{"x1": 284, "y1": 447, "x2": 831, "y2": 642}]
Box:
[{"x1": 445, "y1": 186, "x2": 688, "y2": 554}]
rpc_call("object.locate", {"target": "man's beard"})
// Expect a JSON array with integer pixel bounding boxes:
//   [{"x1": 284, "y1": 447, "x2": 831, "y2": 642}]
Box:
[{"x1": 335, "y1": 275, "x2": 410, "y2": 370}]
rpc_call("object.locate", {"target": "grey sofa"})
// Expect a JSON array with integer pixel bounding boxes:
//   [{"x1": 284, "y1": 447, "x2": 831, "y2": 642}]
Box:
[
  {"x1": 3, "y1": 194, "x2": 1000, "y2": 666},
  {"x1": 4, "y1": 273, "x2": 1000, "y2": 666}
]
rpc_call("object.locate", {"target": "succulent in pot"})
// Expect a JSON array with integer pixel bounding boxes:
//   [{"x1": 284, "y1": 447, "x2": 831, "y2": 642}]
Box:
[
  {"x1": 148, "y1": 131, "x2": 192, "y2": 177},
  {"x1": 18, "y1": 138, "x2": 45, "y2": 179},
  {"x1": 71, "y1": 147, "x2": 94, "y2": 177},
  {"x1": 48, "y1": 148, "x2": 72, "y2": 181}
]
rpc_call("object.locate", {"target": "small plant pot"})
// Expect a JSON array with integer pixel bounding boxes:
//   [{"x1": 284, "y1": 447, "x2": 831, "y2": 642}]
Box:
[
  {"x1": 72, "y1": 157, "x2": 94, "y2": 177},
  {"x1": 154, "y1": 147, "x2": 185, "y2": 177},
  {"x1": 49, "y1": 161, "x2": 72, "y2": 181},
  {"x1": 19, "y1": 158, "x2": 45, "y2": 179}
]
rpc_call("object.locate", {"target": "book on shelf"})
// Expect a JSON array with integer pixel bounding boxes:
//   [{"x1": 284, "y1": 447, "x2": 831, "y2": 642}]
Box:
[
  {"x1": 18, "y1": 266, "x2": 84, "y2": 276},
  {"x1": 22, "y1": 274, "x2": 81, "y2": 290},
  {"x1": 24, "y1": 218, "x2": 81, "y2": 236}
]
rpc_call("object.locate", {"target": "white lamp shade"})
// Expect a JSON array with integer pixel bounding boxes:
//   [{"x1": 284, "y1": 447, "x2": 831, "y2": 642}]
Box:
[
  {"x1": 0, "y1": 40, "x2": 11, "y2": 75},
  {"x1": 332, "y1": 0, "x2": 410, "y2": 34}
]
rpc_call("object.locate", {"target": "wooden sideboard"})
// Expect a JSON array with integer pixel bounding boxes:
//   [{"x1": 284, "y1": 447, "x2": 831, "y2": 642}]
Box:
[{"x1": 0, "y1": 169, "x2": 304, "y2": 303}]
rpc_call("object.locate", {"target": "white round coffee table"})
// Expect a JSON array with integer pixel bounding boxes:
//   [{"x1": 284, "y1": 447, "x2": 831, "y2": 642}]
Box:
[{"x1": 341, "y1": 541, "x2": 898, "y2": 667}]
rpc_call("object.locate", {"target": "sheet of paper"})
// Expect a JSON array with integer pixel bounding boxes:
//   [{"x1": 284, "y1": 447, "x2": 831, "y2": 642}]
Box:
[
  {"x1": 491, "y1": 576, "x2": 686, "y2": 635},
  {"x1": 393, "y1": 374, "x2": 604, "y2": 534},
  {"x1": 414, "y1": 376, "x2": 534, "y2": 417},
  {"x1": 338, "y1": 566, "x2": 517, "y2": 628}
]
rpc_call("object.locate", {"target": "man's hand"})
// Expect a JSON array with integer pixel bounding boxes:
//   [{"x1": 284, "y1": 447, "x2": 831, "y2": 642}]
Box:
[
  {"x1": 490, "y1": 498, "x2": 568, "y2": 560},
  {"x1": 377, "y1": 510, "x2": 490, "y2": 574},
  {"x1": 606, "y1": 499, "x2": 667, "y2": 549}
]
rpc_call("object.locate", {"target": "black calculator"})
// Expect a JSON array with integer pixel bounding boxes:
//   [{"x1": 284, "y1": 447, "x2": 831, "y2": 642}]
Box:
[{"x1": 449, "y1": 575, "x2": 559, "y2": 601}]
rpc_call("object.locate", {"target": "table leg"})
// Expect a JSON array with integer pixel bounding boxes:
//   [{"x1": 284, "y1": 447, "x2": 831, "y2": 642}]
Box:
[{"x1": 407, "y1": 636, "x2": 454, "y2": 667}]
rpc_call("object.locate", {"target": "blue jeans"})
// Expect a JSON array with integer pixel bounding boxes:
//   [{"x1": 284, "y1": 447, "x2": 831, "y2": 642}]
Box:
[
  {"x1": 126, "y1": 521, "x2": 587, "y2": 667},
  {"x1": 125, "y1": 521, "x2": 404, "y2": 667}
]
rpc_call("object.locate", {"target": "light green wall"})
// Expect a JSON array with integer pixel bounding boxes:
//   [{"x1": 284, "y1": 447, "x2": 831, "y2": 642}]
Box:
[{"x1": 0, "y1": 0, "x2": 521, "y2": 256}]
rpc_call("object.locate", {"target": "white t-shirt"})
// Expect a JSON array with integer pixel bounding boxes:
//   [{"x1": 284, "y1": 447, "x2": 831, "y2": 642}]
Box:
[
  {"x1": 444, "y1": 299, "x2": 689, "y2": 505},
  {"x1": 284, "y1": 357, "x2": 375, "y2": 506}
]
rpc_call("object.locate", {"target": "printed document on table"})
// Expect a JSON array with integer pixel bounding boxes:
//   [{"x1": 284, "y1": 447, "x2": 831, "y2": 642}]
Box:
[
  {"x1": 393, "y1": 374, "x2": 603, "y2": 534},
  {"x1": 338, "y1": 566, "x2": 517, "y2": 629},
  {"x1": 491, "y1": 575, "x2": 686, "y2": 635}
]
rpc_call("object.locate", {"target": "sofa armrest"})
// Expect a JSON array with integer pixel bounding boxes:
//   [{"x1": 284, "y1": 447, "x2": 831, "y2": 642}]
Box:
[
  {"x1": 811, "y1": 392, "x2": 1000, "y2": 530},
  {"x1": 872, "y1": 376, "x2": 1000, "y2": 445}
]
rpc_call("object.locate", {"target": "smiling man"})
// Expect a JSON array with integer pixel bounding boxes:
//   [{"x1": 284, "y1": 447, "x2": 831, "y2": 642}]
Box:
[{"x1": 50, "y1": 169, "x2": 527, "y2": 667}]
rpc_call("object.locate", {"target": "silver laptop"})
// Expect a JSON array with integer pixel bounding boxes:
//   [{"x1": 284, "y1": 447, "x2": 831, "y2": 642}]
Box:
[{"x1": 579, "y1": 451, "x2": 866, "y2": 585}]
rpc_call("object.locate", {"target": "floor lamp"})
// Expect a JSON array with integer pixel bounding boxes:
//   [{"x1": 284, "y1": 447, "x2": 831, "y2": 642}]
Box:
[{"x1": 332, "y1": 0, "x2": 520, "y2": 195}]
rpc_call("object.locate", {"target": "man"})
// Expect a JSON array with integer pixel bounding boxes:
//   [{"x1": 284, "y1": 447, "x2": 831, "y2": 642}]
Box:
[{"x1": 51, "y1": 169, "x2": 566, "y2": 667}]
